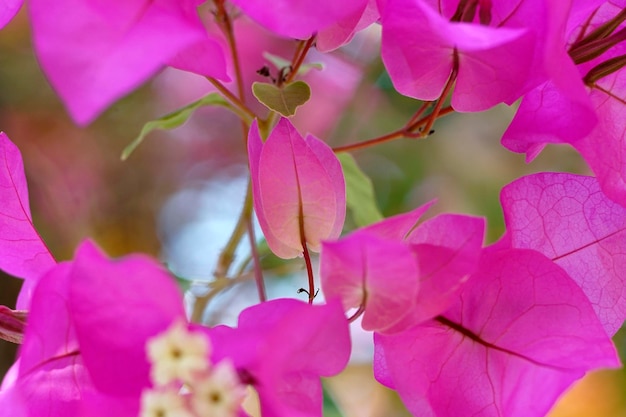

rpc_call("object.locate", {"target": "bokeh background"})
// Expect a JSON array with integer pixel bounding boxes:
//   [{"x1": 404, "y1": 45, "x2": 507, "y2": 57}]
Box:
[{"x1": 1, "y1": 8, "x2": 626, "y2": 417}]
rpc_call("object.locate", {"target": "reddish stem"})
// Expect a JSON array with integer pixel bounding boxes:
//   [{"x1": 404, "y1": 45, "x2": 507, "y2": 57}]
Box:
[
  {"x1": 215, "y1": 1, "x2": 245, "y2": 103},
  {"x1": 406, "y1": 101, "x2": 433, "y2": 126},
  {"x1": 348, "y1": 304, "x2": 366, "y2": 323},
  {"x1": 420, "y1": 52, "x2": 458, "y2": 136},
  {"x1": 333, "y1": 106, "x2": 455, "y2": 153},
  {"x1": 347, "y1": 291, "x2": 368, "y2": 323},
  {"x1": 300, "y1": 240, "x2": 316, "y2": 304},
  {"x1": 206, "y1": 77, "x2": 256, "y2": 121},
  {"x1": 333, "y1": 55, "x2": 459, "y2": 154},
  {"x1": 285, "y1": 36, "x2": 317, "y2": 84}
]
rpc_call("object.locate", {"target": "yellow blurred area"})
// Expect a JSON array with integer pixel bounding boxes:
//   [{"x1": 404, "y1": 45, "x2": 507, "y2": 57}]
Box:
[
  {"x1": 323, "y1": 366, "x2": 626, "y2": 417},
  {"x1": 1, "y1": 7, "x2": 626, "y2": 417},
  {"x1": 549, "y1": 370, "x2": 626, "y2": 417}
]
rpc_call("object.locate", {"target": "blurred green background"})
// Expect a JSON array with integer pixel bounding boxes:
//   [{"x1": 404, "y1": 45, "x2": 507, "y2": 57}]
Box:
[{"x1": 1, "y1": 8, "x2": 625, "y2": 417}]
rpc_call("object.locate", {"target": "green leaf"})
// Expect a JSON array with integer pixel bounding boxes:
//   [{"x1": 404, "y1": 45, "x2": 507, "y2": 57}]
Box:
[
  {"x1": 122, "y1": 93, "x2": 233, "y2": 160},
  {"x1": 263, "y1": 52, "x2": 324, "y2": 74},
  {"x1": 174, "y1": 275, "x2": 192, "y2": 293},
  {"x1": 236, "y1": 238, "x2": 295, "y2": 277},
  {"x1": 338, "y1": 153, "x2": 384, "y2": 227},
  {"x1": 252, "y1": 81, "x2": 311, "y2": 117},
  {"x1": 322, "y1": 383, "x2": 345, "y2": 417},
  {"x1": 163, "y1": 262, "x2": 193, "y2": 292}
]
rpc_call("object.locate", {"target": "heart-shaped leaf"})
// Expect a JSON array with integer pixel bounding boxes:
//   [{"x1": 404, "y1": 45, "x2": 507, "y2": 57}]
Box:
[{"x1": 252, "y1": 81, "x2": 311, "y2": 117}]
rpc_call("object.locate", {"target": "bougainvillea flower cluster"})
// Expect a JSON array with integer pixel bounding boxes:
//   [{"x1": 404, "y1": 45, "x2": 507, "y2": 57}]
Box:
[
  {"x1": 321, "y1": 204, "x2": 484, "y2": 333},
  {"x1": 0, "y1": 135, "x2": 350, "y2": 417},
  {"x1": 1, "y1": 1, "x2": 626, "y2": 417}
]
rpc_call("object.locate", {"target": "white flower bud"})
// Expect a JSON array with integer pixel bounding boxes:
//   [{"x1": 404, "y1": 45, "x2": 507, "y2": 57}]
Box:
[
  {"x1": 147, "y1": 319, "x2": 211, "y2": 386},
  {"x1": 190, "y1": 360, "x2": 247, "y2": 417},
  {"x1": 140, "y1": 388, "x2": 194, "y2": 417}
]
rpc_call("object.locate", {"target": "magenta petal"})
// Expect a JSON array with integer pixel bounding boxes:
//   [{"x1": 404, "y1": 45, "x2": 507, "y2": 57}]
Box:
[
  {"x1": 403, "y1": 214, "x2": 485, "y2": 325},
  {"x1": 450, "y1": 25, "x2": 534, "y2": 111},
  {"x1": 168, "y1": 38, "x2": 229, "y2": 78},
  {"x1": 321, "y1": 234, "x2": 421, "y2": 332},
  {"x1": 303, "y1": 133, "x2": 346, "y2": 247},
  {"x1": 18, "y1": 263, "x2": 77, "y2": 377},
  {"x1": 236, "y1": 299, "x2": 350, "y2": 376},
  {"x1": 0, "y1": 385, "x2": 26, "y2": 417},
  {"x1": 375, "y1": 249, "x2": 619, "y2": 417},
  {"x1": 11, "y1": 263, "x2": 95, "y2": 417},
  {"x1": 229, "y1": 0, "x2": 367, "y2": 39},
  {"x1": 0, "y1": 0, "x2": 21, "y2": 29},
  {"x1": 359, "y1": 240, "x2": 419, "y2": 332},
  {"x1": 320, "y1": 238, "x2": 368, "y2": 311},
  {"x1": 248, "y1": 120, "x2": 298, "y2": 258},
  {"x1": 249, "y1": 118, "x2": 345, "y2": 258},
  {"x1": 359, "y1": 201, "x2": 434, "y2": 240},
  {"x1": 380, "y1": 0, "x2": 453, "y2": 101},
  {"x1": 381, "y1": 0, "x2": 534, "y2": 110},
  {"x1": 572, "y1": 70, "x2": 626, "y2": 204},
  {"x1": 76, "y1": 391, "x2": 140, "y2": 417},
  {"x1": 502, "y1": 79, "x2": 597, "y2": 158},
  {"x1": 68, "y1": 240, "x2": 186, "y2": 396},
  {"x1": 502, "y1": 172, "x2": 626, "y2": 335},
  {"x1": 208, "y1": 299, "x2": 350, "y2": 417},
  {"x1": 8, "y1": 359, "x2": 93, "y2": 417},
  {"x1": 250, "y1": 118, "x2": 302, "y2": 258},
  {"x1": 29, "y1": 0, "x2": 228, "y2": 125},
  {"x1": 316, "y1": 0, "x2": 379, "y2": 52},
  {"x1": 321, "y1": 209, "x2": 483, "y2": 333},
  {"x1": 0, "y1": 133, "x2": 55, "y2": 308}
]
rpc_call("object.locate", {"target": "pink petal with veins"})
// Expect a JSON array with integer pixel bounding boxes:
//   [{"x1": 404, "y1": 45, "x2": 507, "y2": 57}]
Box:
[
  {"x1": 5, "y1": 263, "x2": 95, "y2": 417},
  {"x1": 249, "y1": 118, "x2": 345, "y2": 259},
  {"x1": 321, "y1": 234, "x2": 421, "y2": 332},
  {"x1": 0, "y1": 133, "x2": 55, "y2": 309},
  {"x1": 502, "y1": 172, "x2": 626, "y2": 335},
  {"x1": 375, "y1": 249, "x2": 619, "y2": 417}
]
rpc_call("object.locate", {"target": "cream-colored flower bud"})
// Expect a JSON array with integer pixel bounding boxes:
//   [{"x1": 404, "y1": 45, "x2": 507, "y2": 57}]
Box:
[
  {"x1": 190, "y1": 360, "x2": 247, "y2": 417},
  {"x1": 140, "y1": 388, "x2": 194, "y2": 417},
  {"x1": 146, "y1": 319, "x2": 211, "y2": 386}
]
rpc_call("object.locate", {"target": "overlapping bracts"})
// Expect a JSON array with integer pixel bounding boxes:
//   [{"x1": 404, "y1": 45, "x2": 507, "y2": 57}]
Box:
[{"x1": 1, "y1": 2, "x2": 626, "y2": 417}]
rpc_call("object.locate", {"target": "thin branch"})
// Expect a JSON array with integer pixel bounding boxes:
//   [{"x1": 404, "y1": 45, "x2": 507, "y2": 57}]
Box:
[
  {"x1": 246, "y1": 213, "x2": 267, "y2": 302},
  {"x1": 207, "y1": 77, "x2": 256, "y2": 122},
  {"x1": 285, "y1": 35, "x2": 317, "y2": 84},
  {"x1": 332, "y1": 106, "x2": 455, "y2": 153}
]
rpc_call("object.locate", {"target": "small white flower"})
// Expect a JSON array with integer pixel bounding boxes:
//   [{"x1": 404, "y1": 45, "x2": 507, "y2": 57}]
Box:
[
  {"x1": 147, "y1": 319, "x2": 211, "y2": 386},
  {"x1": 140, "y1": 388, "x2": 194, "y2": 417},
  {"x1": 190, "y1": 360, "x2": 247, "y2": 417}
]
